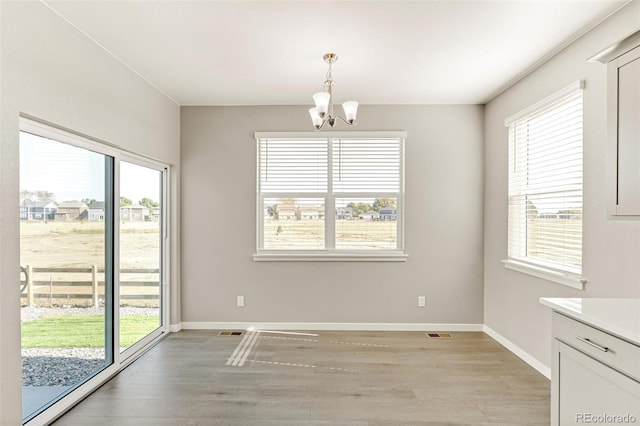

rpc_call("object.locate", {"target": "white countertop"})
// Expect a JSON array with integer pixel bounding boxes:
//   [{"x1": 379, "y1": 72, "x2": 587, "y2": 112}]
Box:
[{"x1": 540, "y1": 298, "x2": 640, "y2": 345}]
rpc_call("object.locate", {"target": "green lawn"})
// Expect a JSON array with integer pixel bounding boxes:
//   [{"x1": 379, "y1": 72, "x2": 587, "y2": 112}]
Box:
[{"x1": 22, "y1": 315, "x2": 159, "y2": 348}]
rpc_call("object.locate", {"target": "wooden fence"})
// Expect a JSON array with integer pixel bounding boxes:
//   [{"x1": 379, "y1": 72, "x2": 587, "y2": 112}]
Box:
[{"x1": 20, "y1": 265, "x2": 160, "y2": 307}]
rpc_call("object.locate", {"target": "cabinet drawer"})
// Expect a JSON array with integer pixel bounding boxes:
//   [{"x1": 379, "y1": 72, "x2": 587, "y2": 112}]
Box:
[{"x1": 553, "y1": 312, "x2": 640, "y2": 380}]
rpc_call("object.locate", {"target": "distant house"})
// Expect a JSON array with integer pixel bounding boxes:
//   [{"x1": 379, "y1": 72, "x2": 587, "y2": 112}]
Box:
[
  {"x1": 88, "y1": 201, "x2": 105, "y2": 221},
  {"x1": 276, "y1": 204, "x2": 297, "y2": 220},
  {"x1": 336, "y1": 207, "x2": 353, "y2": 220},
  {"x1": 55, "y1": 202, "x2": 88, "y2": 221},
  {"x1": 121, "y1": 204, "x2": 145, "y2": 221},
  {"x1": 299, "y1": 206, "x2": 324, "y2": 220},
  {"x1": 150, "y1": 207, "x2": 161, "y2": 221},
  {"x1": 379, "y1": 206, "x2": 397, "y2": 221},
  {"x1": 539, "y1": 213, "x2": 558, "y2": 219},
  {"x1": 359, "y1": 211, "x2": 380, "y2": 221},
  {"x1": 20, "y1": 201, "x2": 57, "y2": 221}
]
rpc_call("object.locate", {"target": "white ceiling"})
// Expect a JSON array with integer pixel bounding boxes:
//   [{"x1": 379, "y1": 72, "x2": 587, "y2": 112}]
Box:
[{"x1": 44, "y1": 0, "x2": 627, "y2": 106}]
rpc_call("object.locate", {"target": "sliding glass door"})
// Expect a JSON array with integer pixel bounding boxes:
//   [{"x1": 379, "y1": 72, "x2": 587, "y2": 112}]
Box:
[
  {"x1": 119, "y1": 161, "x2": 164, "y2": 354},
  {"x1": 20, "y1": 131, "x2": 114, "y2": 422},
  {"x1": 19, "y1": 118, "x2": 169, "y2": 424}
]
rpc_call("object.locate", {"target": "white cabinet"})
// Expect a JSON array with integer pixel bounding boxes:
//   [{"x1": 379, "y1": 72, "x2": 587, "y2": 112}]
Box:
[
  {"x1": 608, "y1": 44, "x2": 640, "y2": 215},
  {"x1": 587, "y1": 24, "x2": 640, "y2": 216},
  {"x1": 551, "y1": 312, "x2": 640, "y2": 425},
  {"x1": 555, "y1": 341, "x2": 640, "y2": 424}
]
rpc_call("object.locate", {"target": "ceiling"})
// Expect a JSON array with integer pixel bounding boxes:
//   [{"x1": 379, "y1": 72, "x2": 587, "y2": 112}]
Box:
[{"x1": 44, "y1": 0, "x2": 627, "y2": 106}]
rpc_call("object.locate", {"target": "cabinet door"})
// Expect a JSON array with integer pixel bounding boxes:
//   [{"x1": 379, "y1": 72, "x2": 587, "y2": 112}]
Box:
[
  {"x1": 609, "y1": 45, "x2": 640, "y2": 215},
  {"x1": 554, "y1": 341, "x2": 640, "y2": 425}
]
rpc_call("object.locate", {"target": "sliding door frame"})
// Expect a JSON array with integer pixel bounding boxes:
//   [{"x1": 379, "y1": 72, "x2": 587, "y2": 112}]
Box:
[
  {"x1": 20, "y1": 116, "x2": 170, "y2": 426},
  {"x1": 118, "y1": 154, "x2": 170, "y2": 362}
]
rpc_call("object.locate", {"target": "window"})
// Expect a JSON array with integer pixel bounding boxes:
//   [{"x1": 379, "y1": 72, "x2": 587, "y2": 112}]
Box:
[
  {"x1": 504, "y1": 81, "x2": 584, "y2": 288},
  {"x1": 255, "y1": 132, "x2": 406, "y2": 261}
]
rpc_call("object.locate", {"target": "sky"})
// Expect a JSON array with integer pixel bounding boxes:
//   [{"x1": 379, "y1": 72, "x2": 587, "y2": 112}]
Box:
[{"x1": 20, "y1": 132, "x2": 160, "y2": 205}]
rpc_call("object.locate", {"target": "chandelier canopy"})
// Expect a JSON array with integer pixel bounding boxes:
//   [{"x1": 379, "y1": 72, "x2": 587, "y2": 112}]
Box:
[{"x1": 308, "y1": 53, "x2": 359, "y2": 130}]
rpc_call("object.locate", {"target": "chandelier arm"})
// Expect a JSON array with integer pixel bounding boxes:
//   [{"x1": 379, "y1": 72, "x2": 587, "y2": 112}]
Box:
[
  {"x1": 314, "y1": 116, "x2": 329, "y2": 131},
  {"x1": 335, "y1": 115, "x2": 357, "y2": 126}
]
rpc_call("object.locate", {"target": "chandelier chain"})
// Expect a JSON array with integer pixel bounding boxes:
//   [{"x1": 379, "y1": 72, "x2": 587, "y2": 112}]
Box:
[{"x1": 326, "y1": 62, "x2": 333, "y2": 84}]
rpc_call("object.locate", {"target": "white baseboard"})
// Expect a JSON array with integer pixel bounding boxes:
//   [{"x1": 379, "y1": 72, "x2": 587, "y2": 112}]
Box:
[
  {"x1": 483, "y1": 325, "x2": 551, "y2": 379},
  {"x1": 181, "y1": 321, "x2": 484, "y2": 332},
  {"x1": 169, "y1": 323, "x2": 182, "y2": 332}
]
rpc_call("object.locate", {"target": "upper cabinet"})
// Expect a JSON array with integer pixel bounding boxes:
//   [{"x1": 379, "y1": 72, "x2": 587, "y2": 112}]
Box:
[
  {"x1": 611, "y1": 46, "x2": 640, "y2": 215},
  {"x1": 591, "y1": 30, "x2": 640, "y2": 216}
]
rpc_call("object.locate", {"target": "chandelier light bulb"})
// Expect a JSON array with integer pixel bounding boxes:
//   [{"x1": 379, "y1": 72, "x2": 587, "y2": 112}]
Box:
[
  {"x1": 313, "y1": 92, "x2": 331, "y2": 118},
  {"x1": 342, "y1": 101, "x2": 359, "y2": 124},
  {"x1": 308, "y1": 107, "x2": 323, "y2": 129}
]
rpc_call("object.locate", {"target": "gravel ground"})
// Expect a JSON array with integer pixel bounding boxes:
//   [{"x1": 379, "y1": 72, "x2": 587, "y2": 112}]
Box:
[
  {"x1": 22, "y1": 348, "x2": 106, "y2": 386},
  {"x1": 21, "y1": 306, "x2": 159, "y2": 387}
]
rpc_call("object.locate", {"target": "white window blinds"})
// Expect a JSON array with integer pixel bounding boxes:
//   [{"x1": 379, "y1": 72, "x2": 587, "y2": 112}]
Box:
[
  {"x1": 506, "y1": 81, "x2": 584, "y2": 275},
  {"x1": 332, "y1": 139, "x2": 401, "y2": 193},
  {"x1": 259, "y1": 138, "x2": 327, "y2": 193}
]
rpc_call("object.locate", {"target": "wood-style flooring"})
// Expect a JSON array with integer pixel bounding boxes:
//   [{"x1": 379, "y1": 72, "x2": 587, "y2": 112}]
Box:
[{"x1": 53, "y1": 330, "x2": 550, "y2": 425}]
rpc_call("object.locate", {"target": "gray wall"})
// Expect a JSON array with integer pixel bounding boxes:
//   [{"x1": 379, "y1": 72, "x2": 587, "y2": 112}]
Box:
[
  {"x1": 484, "y1": 1, "x2": 640, "y2": 369},
  {"x1": 180, "y1": 105, "x2": 484, "y2": 325},
  {"x1": 0, "y1": 2, "x2": 180, "y2": 423}
]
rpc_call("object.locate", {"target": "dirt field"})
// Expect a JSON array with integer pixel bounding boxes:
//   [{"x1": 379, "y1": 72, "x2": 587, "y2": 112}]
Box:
[
  {"x1": 264, "y1": 218, "x2": 397, "y2": 249},
  {"x1": 20, "y1": 220, "x2": 161, "y2": 307},
  {"x1": 20, "y1": 220, "x2": 160, "y2": 268}
]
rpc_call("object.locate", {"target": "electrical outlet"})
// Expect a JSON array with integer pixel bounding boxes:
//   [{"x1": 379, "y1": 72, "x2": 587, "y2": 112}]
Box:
[
  {"x1": 237, "y1": 295, "x2": 245, "y2": 307},
  {"x1": 418, "y1": 296, "x2": 426, "y2": 307}
]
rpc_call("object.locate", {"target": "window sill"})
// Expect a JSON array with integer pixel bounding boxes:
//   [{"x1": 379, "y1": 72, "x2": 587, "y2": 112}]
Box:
[
  {"x1": 254, "y1": 252, "x2": 409, "y2": 262},
  {"x1": 502, "y1": 259, "x2": 585, "y2": 290}
]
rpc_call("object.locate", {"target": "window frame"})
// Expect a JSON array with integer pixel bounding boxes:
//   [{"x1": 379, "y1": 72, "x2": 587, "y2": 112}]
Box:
[
  {"x1": 19, "y1": 116, "x2": 171, "y2": 425},
  {"x1": 502, "y1": 81, "x2": 585, "y2": 289},
  {"x1": 254, "y1": 131, "x2": 408, "y2": 262}
]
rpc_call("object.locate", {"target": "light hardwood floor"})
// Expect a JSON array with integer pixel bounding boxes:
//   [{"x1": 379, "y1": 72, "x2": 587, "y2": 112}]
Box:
[{"x1": 53, "y1": 330, "x2": 550, "y2": 425}]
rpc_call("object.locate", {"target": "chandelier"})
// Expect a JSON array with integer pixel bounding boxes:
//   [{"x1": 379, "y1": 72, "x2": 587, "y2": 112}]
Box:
[{"x1": 308, "y1": 53, "x2": 359, "y2": 130}]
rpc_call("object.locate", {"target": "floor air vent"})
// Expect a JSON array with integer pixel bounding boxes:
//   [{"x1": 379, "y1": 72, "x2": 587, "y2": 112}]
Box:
[
  {"x1": 218, "y1": 331, "x2": 245, "y2": 336},
  {"x1": 426, "y1": 333, "x2": 452, "y2": 338}
]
